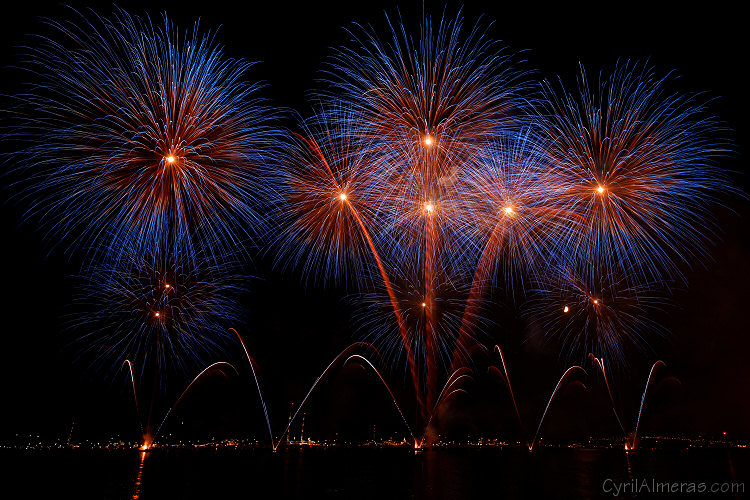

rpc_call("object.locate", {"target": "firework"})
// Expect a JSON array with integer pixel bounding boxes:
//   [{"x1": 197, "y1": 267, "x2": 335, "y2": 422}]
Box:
[
  {"x1": 458, "y1": 128, "x2": 582, "y2": 289},
  {"x1": 526, "y1": 265, "x2": 668, "y2": 365},
  {"x1": 352, "y1": 261, "x2": 487, "y2": 410},
  {"x1": 69, "y1": 248, "x2": 246, "y2": 386},
  {"x1": 533, "y1": 62, "x2": 733, "y2": 284},
  {"x1": 313, "y1": 11, "x2": 528, "y2": 412},
  {"x1": 273, "y1": 107, "x2": 381, "y2": 287},
  {"x1": 274, "y1": 106, "x2": 423, "y2": 404},
  {"x1": 322, "y1": 11, "x2": 528, "y2": 269},
  {"x1": 448, "y1": 128, "x2": 582, "y2": 371},
  {"x1": 7, "y1": 8, "x2": 279, "y2": 262}
]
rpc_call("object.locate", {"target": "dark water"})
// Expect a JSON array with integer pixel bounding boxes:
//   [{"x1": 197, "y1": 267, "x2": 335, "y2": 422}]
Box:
[{"x1": 3, "y1": 447, "x2": 749, "y2": 499}]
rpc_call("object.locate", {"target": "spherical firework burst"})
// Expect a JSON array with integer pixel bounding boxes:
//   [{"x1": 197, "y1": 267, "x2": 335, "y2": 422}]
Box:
[
  {"x1": 533, "y1": 62, "x2": 733, "y2": 284},
  {"x1": 70, "y1": 249, "x2": 246, "y2": 385},
  {"x1": 273, "y1": 107, "x2": 382, "y2": 287},
  {"x1": 526, "y1": 265, "x2": 668, "y2": 365},
  {"x1": 7, "y1": 8, "x2": 279, "y2": 262}
]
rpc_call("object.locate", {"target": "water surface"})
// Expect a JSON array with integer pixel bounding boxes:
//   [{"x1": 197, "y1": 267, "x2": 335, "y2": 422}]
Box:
[{"x1": 3, "y1": 446, "x2": 748, "y2": 499}]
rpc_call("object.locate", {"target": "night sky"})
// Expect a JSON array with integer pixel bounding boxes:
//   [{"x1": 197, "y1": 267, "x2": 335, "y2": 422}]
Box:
[{"x1": 1, "y1": 1, "x2": 747, "y2": 444}]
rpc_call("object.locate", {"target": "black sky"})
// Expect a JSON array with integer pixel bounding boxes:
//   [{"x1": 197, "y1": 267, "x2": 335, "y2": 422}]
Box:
[{"x1": 0, "y1": 1, "x2": 747, "y2": 443}]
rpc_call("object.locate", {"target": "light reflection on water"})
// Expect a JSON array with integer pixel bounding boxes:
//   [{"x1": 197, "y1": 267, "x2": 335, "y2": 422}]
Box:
[
  {"x1": 2, "y1": 446, "x2": 747, "y2": 499},
  {"x1": 131, "y1": 450, "x2": 147, "y2": 500},
  {"x1": 129, "y1": 446, "x2": 747, "y2": 500}
]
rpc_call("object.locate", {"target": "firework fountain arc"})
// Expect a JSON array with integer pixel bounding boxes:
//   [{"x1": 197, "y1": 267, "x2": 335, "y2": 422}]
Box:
[
  {"x1": 122, "y1": 359, "x2": 144, "y2": 436},
  {"x1": 493, "y1": 346, "x2": 523, "y2": 433},
  {"x1": 528, "y1": 366, "x2": 587, "y2": 452},
  {"x1": 231, "y1": 328, "x2": 274, "y2": 448},
  {"x1": 588, "y1": 354, "x2": 627, "y2": 435},
  {"x1": 344, "y1": 354, "x2": 418, "y2": 446},
  {"x1": 589, "y1": 356, "x2": 673, "y2": 449},
  {"x1": 419, "y1": 367, "x2": 475, "y2": 446},
  {"x1": 153, "y1": 361, "x2": 238, "y2": 442},
  {"x1": 631, "y1": 360, "x2": 667, "y2": 450},
  {"x1": 272, "y1": 342, "x2": 383, "y2": 450}
]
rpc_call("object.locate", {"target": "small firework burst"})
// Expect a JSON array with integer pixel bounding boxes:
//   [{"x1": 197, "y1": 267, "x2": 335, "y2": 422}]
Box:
[
  {"x1": 70, "y1": 249, "x2": 246, "y2": 385},
  {"x1": 526, "y1": 266, "x2": 668, "y2": 365}
]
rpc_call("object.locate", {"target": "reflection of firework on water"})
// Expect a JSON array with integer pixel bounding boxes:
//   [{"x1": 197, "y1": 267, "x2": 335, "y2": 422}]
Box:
[
  {"x1": 70, "y1": 250, "x2": 245, "y2": 385},
  {"x1": 526, "y1": 266, "x2": 668, "y2": 365},
  {"x1": 8, "y1": 8, "x2": 279, "y2": 262},
  {"x1": 533, "y1": 62, "x2": 733, "y2": 284}
]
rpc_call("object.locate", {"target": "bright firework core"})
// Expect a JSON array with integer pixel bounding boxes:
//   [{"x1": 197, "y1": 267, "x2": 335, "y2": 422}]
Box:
[
  {"x1": 596, "y1": 185, "x2": 605, "y2": 194},
  {"x1": 423, "y1": 135, "x2": 433, "y2": 146},
  {"x1": 504, "y1": 206, "x2": 514, "y2": 215},
  {"x1": 339, "y1": 193, "x2": 347, "y2": 201},
  {"x1": 424, "y1": 202, "x2": 435, "y2": 213},
  {"x1": 166, "y1": 155, "x2": 176, "y2": 164}
]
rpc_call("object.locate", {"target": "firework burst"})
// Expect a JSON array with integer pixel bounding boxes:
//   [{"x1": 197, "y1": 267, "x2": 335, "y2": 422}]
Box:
[
  {"x1": 458, "y1": 128, "x2": 582, "y2": 290},
  {"x1": 7, "y1": 8, "x2": 279, "y2": 262},
  {"x1": 526, "y1": 265, "x2": 668, "y2": 366},
  {"x1": 533, "y1": 62, "x2": 733, "y2": 284},
  {"x1": 273, "y1": 108, "x2": 381, "y2": 287},
  {"x1": 70, "y1": 248, "x2": 246, "y2": 386}
]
